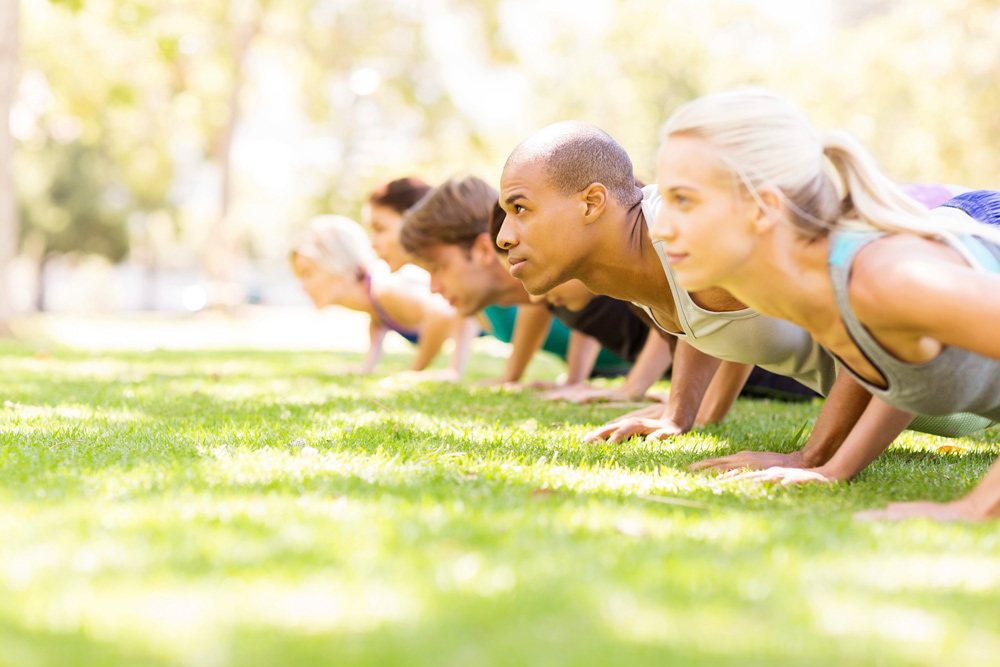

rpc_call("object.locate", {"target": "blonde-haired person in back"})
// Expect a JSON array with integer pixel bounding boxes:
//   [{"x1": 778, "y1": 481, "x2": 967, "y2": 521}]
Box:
[
  {"x1": 292, "y1": 214, "x2": 475, "y2": 380},
  {"x1": 653, "y1": 87, "x2": 1000, "y2": 521}
]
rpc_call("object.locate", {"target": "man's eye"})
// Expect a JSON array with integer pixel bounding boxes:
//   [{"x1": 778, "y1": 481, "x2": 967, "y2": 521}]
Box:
[{"x1": 514, "y1": 204, "x2": 526, "y2": 214}]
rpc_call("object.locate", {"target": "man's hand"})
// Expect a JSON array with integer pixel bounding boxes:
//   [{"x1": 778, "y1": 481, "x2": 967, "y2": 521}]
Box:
[
  {"x1": 542, "y1": 385, "x2": 645, "y2": 404},
  {"x1": 584, "y1": 417, "x2": 688, "y2": 444},
  {"x1": 688, "y1": 450, "x2": 806, "y2": 474}
]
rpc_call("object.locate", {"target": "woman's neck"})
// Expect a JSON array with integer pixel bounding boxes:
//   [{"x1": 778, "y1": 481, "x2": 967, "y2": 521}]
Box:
[{"x1": 720, "y1": 230, "x2": 840, "y2": 334}]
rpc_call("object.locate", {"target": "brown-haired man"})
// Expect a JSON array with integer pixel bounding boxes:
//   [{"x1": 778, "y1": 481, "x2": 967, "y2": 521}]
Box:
[{"x1": 401, "y1": 175, "x2": 629, "y2": 385}]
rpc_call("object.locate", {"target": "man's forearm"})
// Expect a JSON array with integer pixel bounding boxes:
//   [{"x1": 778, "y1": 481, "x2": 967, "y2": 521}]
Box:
[{"x1": 658, "y1": 340, "x2": 723, "y2": 431}]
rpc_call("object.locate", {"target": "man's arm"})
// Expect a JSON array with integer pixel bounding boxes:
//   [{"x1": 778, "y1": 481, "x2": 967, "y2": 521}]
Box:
[
  {"x1": 548, "y1": 330, "x2": 673, "y2": 403},
  {"x1": 563, "y1": 330, "x2": 602, "y2": 386},
  {"x1": 692, "y1": 361, "x2": 754, "y2": 426},
  {"x1": 584, "y1": 340, "x2": 722, "y2": 443},
  {"x1": 496, "y1": 303, "x2": 553, "y2": 383}
]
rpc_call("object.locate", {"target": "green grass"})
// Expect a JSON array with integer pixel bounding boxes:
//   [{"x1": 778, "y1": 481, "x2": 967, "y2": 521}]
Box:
[{"x1": 1, "y1": 340, "x2": 999, "y2": 666}]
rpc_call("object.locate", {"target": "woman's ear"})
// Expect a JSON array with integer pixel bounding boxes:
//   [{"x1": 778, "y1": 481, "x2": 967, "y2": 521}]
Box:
[{"x1": 752, "y1": 188, "x2": 783, "y2": 234}]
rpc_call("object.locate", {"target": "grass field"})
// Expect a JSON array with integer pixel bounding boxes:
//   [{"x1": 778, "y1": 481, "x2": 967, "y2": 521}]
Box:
[{"x1": 1, "y1": 340, "x2": 999, "y2": 666}]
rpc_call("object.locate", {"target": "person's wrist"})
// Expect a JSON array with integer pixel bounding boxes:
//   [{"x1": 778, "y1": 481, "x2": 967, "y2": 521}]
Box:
[{"x1": 814, "y1": 461, "x2": 852, "y2": 483}]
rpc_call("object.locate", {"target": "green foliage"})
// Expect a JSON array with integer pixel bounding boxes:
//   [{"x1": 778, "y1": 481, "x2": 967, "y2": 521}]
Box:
[
  {"x1": 0, "y1": 342, "x2": 998, "y2": 665},
  {"x1": 17, "y1": 140, "x2": 129, "y2": 260}
]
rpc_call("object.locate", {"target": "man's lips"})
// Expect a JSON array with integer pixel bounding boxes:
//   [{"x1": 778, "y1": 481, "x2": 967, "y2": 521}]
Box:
[{"x1": 508, "y1": 256, "x2": 527, "y2": 277}]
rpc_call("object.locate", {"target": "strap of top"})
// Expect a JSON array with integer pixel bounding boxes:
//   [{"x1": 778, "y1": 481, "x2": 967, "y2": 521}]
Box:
[
  {"x1": 365, "y1": 274, "x2": 420, "y2": 340},
  {"x1": 826, "y1": 229, "x2": 894, "y2": 389}
]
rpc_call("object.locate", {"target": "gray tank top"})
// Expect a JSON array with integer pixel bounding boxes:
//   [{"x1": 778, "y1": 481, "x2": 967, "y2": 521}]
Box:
[
  {"x1": 828, "y1": 224, "x2": 1000, "y2": 421},
  {"x1": 635, "y1": 186, "x2": 838, "y2": 396}
]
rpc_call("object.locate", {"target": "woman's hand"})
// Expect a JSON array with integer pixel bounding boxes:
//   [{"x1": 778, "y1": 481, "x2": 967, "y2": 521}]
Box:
[
  {"x1": 723, "y1": 465, "x2": 843, "y2": 486},
  {"x1": 687, "y1": 450, "x2": 807, "y2": 473},
  {"x1": 854, "y1": 498, "x2": 986, "y2": 522}
]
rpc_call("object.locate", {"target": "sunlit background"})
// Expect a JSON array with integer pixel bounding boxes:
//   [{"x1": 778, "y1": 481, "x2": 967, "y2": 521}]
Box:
[{"x1": 1, "y1": 0, "x2": 998, "y2": 338}]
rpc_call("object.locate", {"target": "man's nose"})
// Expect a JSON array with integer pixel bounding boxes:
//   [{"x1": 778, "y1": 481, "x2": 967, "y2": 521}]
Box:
[{"x1": 496, "y1": 217, "x2": 516, "y2": 250}]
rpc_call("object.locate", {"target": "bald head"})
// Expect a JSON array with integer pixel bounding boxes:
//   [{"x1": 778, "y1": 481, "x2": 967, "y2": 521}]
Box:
[{"x1": 504, "y1": 121, "x2": 642, "y2": 209}]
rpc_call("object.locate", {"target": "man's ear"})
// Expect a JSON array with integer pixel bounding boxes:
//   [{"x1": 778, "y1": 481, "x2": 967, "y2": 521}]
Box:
[
  {"x1": 471, "y1": 232, "x2": 497, "y2": 267},
  {"x1": 581, "y1": 183, "x2": 609, "y2": 223},
  {"x1": 752, "y1": 188, "x2": 783, "y2": 234}
]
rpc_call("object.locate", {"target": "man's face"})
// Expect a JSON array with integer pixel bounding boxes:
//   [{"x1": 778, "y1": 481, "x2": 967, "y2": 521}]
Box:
[
  {"x1": 527, "y1": 278, "x2": 595, "y2": 311},
  {"x1": 416, "y1": 241, "x2": 499, "y2": 316},
  {"x1": 497, "y1": 160, "x2": 589, "y2": 295}
]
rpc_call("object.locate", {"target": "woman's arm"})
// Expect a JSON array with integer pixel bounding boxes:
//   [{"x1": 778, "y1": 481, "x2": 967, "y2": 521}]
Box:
[
  {"x1": 410, "y1": 306, "x2": 455, "y2": 372},
  {"x1": 688, "y1": 370, "x2": 877, "y2": 473},
  {"x1": 852, "y1": 242, "x2": 1000, "y2": 362},
  {"x1": 730, "y1": 395, "x2": 914, "y2": 486},
  {"x1": 361, "y1": 317, "x2": 387, "y2": 374},
  {"x1": 856, "y1": 458, "x2": 1000, "y2": 522}
]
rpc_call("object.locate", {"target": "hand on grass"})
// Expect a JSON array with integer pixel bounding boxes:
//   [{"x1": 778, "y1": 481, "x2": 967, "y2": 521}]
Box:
[
  {"x1": 584, "y1": 417, "x2": 688, "y2": 444},
  {"x1": 542, "y1": 385, "x2": 645, "y2": 404},
  {"x1": 604, "y1": 403, "x2": 666, "y2": 424},
  {"x1": 854, "y1": 498, "x2": 985, "y2": 522},
  {"x1": 688, "y1": 450, "x2": 806, "y2": 474},
  {"x1": 725, "y1": 465, "x2": 841, "y2": 486}
]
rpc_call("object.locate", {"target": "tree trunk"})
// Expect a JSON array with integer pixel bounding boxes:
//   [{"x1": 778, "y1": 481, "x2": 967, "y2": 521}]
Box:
[
  {"x1": 204, "y1": 11, "x2": 261, "y2": 308},
  {"x1": 0, "y1": 0, "x2": 20, "y2": 335}
]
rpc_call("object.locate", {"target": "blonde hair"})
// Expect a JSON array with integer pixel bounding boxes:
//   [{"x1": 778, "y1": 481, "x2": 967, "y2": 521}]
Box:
[
  {"x1": 293, "y1": 215, "x2": 377, "y2": 278},
  {"x1": 660, "y1": 88, "x2": 993, "y2": 242}
]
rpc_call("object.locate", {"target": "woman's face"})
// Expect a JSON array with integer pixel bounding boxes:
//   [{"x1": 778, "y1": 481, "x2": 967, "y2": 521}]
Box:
[
  {"x1": 366, "y1": 204, "x2": 409, "y2": 272},
  {"x1": 651, "y1": 135, "x2": 758, "y2": 291},
  {"x1": 292, "y1": 253, "x2": 350, "y2": 308}
]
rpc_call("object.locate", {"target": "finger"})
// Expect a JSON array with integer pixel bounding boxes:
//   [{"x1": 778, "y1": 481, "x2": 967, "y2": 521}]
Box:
[
  {"x1": 609, "y1": 423, "x2": 645, "y2": 444},
  {"x1": 644, "y1": 428, "x2": 680, "y2": 442},
  {"x1": 686, "y1": 457, "x2": 729, "y2": 471},
  {"x1": 583, "y1": 425, "x2": 616, "y2": 443}
]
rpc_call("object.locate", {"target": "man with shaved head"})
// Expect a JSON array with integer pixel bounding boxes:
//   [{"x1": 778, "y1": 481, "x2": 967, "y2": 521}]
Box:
[{"x1": 498, "y1": 121, "x2": 963, "y2": 475}]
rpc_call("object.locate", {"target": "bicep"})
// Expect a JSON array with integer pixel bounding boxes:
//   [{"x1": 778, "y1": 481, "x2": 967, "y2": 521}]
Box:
[{"x1": 854, "y1": 255, "x2": 1000, "y2": 361}]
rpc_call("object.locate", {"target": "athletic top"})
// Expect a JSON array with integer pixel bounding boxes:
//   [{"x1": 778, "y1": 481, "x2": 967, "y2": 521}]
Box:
[
  {"x1": 827, "y1": 190, "x2": 1000, "y2": 421},
  {"x1": 365, "y1": 274, "x2": 419, "y2": 344},
  {"x1": 550, "y1": 296, "x2": 649, "y2": 363},
  {"x1": 480, "y1": 305, "x2": 629, "y2": 372},
  {"x1": 634, "y1": 185, "x2": 838, "y2": 396}
]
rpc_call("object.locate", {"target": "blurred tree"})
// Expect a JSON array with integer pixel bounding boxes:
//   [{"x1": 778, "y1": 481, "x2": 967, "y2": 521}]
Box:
[
  {"x1": 16, "y1": 0, "x2": 176, "y2": 310},
  {"x1": 0, "y1": 0, "x2": 18, "y2": 332}
]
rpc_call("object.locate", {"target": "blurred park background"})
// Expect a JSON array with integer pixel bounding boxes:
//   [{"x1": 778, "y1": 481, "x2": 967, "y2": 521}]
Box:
[{"x1": 0, "y1": 0, "x2": 998, "y2": 345}]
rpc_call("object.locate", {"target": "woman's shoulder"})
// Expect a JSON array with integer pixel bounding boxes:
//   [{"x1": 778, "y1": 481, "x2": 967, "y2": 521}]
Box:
[{"x1": 848, "y1": 233, "x2": 970, "y2": 325}]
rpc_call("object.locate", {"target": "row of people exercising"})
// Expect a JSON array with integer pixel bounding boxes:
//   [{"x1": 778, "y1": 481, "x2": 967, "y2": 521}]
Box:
[{"x1": 294, "y1": 88, "x2": 998, "y2": 522}]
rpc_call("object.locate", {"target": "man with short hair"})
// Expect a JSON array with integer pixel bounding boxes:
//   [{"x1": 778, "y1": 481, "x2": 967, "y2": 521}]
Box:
[
  {"x1": 496, "y1": 121, "x2": 862, "y2": 456},
  {"x1": 401, "y1": 175, "x2": 628, "y2": 385}
]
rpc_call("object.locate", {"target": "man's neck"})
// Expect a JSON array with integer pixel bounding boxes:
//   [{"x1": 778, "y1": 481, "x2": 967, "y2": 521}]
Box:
[{"x1": 577, "y1": 202, "x2": 675, "y2": 315}]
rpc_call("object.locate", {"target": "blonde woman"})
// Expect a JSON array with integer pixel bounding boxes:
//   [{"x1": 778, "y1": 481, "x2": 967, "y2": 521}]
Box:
[
  {"x1": 653, "y1": 88, "x2": 1000, "y2": 521},
  {"x1": 293, "y1": 214, "x2": 474, "y2": 379}
]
